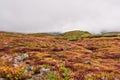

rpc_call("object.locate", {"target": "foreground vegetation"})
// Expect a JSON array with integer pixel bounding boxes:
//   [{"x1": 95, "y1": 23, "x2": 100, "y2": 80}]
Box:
[{"x1": 0, "y1": 30, "x2": 120, "y2": 80}]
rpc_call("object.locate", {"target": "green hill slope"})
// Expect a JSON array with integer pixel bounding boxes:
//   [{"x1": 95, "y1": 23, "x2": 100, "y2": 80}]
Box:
[{"x1": 62, "y1": 30, "x2": 92, "y2": 41}]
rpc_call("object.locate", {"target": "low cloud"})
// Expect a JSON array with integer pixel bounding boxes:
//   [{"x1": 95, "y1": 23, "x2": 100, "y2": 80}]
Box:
[{"x1": 0, "y1": 0, "x2": 120, "y2": 33}]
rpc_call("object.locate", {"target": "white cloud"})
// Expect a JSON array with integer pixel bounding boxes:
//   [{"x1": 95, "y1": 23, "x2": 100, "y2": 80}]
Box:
[{"x1": 0, "y1": 0, "x2": 120, "y2": 33}]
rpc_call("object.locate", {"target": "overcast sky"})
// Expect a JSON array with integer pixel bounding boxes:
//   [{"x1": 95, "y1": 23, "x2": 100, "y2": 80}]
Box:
[{"x1": 0, "y1": 0, "x2": 120, "y2": 33}]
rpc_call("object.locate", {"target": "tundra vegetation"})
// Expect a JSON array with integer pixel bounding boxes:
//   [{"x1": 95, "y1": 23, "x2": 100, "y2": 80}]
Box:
[{"x1": 0, "y1": 30, "x2": 120, "y2": 80}]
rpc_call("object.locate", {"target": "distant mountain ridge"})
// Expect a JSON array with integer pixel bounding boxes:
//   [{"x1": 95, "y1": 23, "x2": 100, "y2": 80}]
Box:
[
  {"x1": 0, "y1": 30, "x2": 120, "y2": 37},
  {"x1": 102, "y1": 32, "x2": 120, "y2": 35}
]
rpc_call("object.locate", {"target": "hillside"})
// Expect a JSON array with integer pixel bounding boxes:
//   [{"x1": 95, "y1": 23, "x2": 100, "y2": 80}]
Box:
[
  {"x1": 0, "y1": 31, "x2": 120, "y2": 80},
  {"x1": 61, "y1": 30, "x2": 92, "y2": 41}
]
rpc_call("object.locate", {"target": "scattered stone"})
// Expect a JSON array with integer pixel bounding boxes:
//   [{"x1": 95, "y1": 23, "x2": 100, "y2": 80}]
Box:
[
  {"x1": 0, "y1": 78, "x2": 6, "y2": 80},
  {"x1": 0, "y1": 55, "x2": 13, "y2": 61},
  {"x1": 94, "y1": 66, "x2": 100, "y2": 70},
  {"x1": 114, "y1": 78, "x2": 120, "y2": 80},
  {"x1": 86, "y1": 74, "x2": 92, "y2": 77},
  {"x1": 24, "y1": 62, "x2": 33, "y2": 74},
  {"x1": 40, "y1": 68, "x2": 50, "y2": 75},
  {"x1": 32, "y1": 68, "x2": 50, "y2": 80},
  {"x1": 101, "y1": 76, "x2": 108, "y2": 80},
  {"x1": 32, "y1": 74, "x2": 42, "y2": 80},
  {"x1": 16, "y1": 52, "x2": 23, "y2": 55},
  {"x1": 58, "y1": 54, "x2": 65, "y2": 58},
  {"x1": 13, "y1": 53, "x2": 29, "y2": 68},
  {"x1": 66, "y1": 42, "x2": 71, "y2": 45},
  {"x1": 13, "y1": 64, "x2": 19, "y2": 68},
  {"x1": 84, "y1": 60, "x2": 91, "y2": 64},
  {"x1": 22, "y1": 54, "x2": 29, "y2": 60}
]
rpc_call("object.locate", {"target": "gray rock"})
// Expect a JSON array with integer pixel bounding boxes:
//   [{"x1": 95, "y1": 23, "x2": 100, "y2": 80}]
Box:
[
  {"x1": 58, "y1": 54, "x2": 65, "y2": 58},
  {"x1": 15, "y1": 56, "x2": 22, "y2": 61},
  {"x1": 22, "y1": 54, "x2": 29, "y2": 60},
  {"x1": 31, "y1": 68, "x2": 50, "y2": 80},
  {"x1": 13, "y1": 64, "x2": 19, "y2": 68},
  {"x1": 24, "y1": 64, "x2": 33, "y2": 74},
  {"x1": 32, "y1": 74, "x2": 42, "y2": 80},
  {"x1": 13, "y1": 53, "x2": 29, "y2": 68},
  {"x1": 84, "y1": 60, "x2": 91, "y2": 64},
  {"x1": 40, "y1": 68, "x2": 50, "y2": 75}
]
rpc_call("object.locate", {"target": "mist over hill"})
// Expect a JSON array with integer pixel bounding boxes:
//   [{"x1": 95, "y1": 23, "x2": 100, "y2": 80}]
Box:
[{"x1": 0, "y1": 0, "x2": 120, "y2": 33}]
